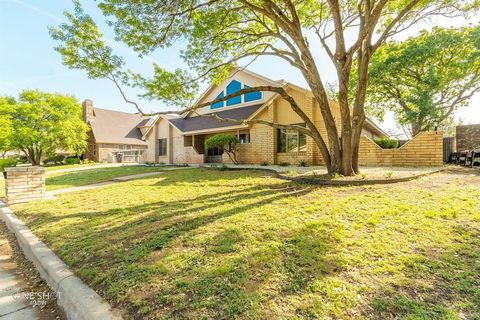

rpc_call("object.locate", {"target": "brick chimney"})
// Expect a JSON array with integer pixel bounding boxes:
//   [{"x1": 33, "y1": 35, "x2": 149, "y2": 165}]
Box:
[{"x1": 82, "y1": 99, "x2": 94, "y2": 123}]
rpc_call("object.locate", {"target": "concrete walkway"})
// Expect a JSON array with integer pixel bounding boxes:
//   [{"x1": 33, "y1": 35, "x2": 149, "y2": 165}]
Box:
[
  {"x1": 47, "y1": 172, "x2": 164, "y2": 196},
  {"x1": 0, "y1": 227, "x2": 40, "y2": 320},
  {"x1": 46, "y1": 169, "x2": 194, "y2": 196}
]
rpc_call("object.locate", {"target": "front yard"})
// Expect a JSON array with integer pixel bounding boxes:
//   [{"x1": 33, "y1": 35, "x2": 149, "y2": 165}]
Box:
[
  {"x1": 9, "y1": 168, "x2": 480, "y2": 319},
  {"x1": 0, "y1": 166, "x2": 163, "y2": 198}
]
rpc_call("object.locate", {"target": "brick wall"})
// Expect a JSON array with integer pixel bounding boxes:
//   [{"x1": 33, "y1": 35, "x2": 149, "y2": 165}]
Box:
[
  {"x1": 5, "y1": 166, "x2": 45, "y2": 205},
  {"x1": 456, "y1": 124, "x2": 480, "y2": 151},
  {"x1": 358, "y1": 131, "x2": 443, "y2": 166}
]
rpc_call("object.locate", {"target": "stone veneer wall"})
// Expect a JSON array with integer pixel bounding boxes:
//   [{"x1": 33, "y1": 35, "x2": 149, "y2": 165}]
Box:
[
  {"x1": 456, "y1": 124, "x2": 480, "y2": 151},
  {"x1": 5, "y1": 166, "x2": 45, "y2": 205},
  {"x1": 358, "y1": 131, "x2": 443, "y2": 166}
]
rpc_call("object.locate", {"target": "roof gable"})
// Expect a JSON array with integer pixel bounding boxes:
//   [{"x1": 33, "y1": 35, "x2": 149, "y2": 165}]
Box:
[
  {"x1": 186, "y1": 68, "x2": 281, "y2": 117},
  {"x1": 89, "y1": 108, "x2": 152, "y2": 145}
]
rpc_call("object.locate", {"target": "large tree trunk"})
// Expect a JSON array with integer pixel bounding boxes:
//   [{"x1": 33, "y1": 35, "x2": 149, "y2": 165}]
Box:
[{"x1": 297, "y1": 49, "x2": 344, "y2": 175}]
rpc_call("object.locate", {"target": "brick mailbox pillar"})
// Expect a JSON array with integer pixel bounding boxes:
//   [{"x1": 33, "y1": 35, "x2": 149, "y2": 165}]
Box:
[{"x1": 4, "y1": 166, "x2": 46, "y2": 205}]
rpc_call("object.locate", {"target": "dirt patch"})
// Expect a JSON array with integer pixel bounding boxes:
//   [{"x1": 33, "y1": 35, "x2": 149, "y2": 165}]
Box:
[{"x1": 0, "y1": 222, "x2": 65, "y2": 320}]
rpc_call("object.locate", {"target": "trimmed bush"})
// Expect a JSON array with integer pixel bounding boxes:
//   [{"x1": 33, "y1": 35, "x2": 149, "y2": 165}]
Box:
[
  {"x1": 298, "y1": 159, "x2": 308, "y2": 167},
  {"x1": 205, "y1": 134, "x2": 240, "y2": 164},
  {"x1": 0, "y1": 159, "x2": 17, "y2": 172},
  {"x1": 374, "y1": 138, "x2": 399, "y2": 149},
  {"x1": 43, "y1": 154, "x2": 66, "y2": 165},
  {"x1": 65, "y1": 157, "x2": 81, "y2": 165}
]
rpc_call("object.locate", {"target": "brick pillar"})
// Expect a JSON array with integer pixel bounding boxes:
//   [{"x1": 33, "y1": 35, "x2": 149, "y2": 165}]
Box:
[{"x1": 5, "y1": 166, "x2": 45, "y2": 205}]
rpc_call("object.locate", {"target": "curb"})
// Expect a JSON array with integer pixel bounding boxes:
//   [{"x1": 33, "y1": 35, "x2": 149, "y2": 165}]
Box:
[
  {"x1": 201, "y1": 166, "x2": 446, "y2": 186},
  {"x1": 288, "y1": 168, "x2": 446, "y2": 186},
  {"x1": 0, "y1": 201, "x2": 123, "y2": 320}
]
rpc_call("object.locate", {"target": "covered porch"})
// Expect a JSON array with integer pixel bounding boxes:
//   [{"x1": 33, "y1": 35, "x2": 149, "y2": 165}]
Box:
[{"x1": 182, "y1": 128, "x2": 251, "y2": 164}]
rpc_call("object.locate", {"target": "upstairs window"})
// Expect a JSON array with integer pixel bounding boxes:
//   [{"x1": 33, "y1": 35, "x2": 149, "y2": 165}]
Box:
[
  {"x1": 244, "y1": 85, "x2": 262, "y2": 102},
  {"x1": 277, "y1": 124, "x2": 307, "y2": 153},
  {"x1": 210, "y1": 80, "x2": 263, "y2": 109},
  {"x1": 226, "y1": 80, "x2": 242, "y2": 106},
  {"x1": 211, "y1": 92, "x2": 224, "y2": 109}
]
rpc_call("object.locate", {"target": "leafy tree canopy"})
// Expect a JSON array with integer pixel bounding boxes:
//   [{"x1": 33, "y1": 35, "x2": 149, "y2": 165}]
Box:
[
  {"x1": 50, "y1": 0, "x2": 478, "y2": 175},
  {"x1": 360, "y1": 25, "x2": 480, "y2": 137},
  {"x1": 0, "y1": 90, "x2": 89, "y2": 165},
  {"x1": 0, "y1": 96, "x2": 15, "y2": 158}
]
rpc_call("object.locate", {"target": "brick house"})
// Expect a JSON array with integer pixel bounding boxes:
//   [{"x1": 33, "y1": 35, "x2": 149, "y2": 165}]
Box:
[
  {"x1": 142, "y1": 69, "x2": 445, "y2": 166},
  {"x1": 82, "y1": 99, "x2": 153, "y2": 163}
]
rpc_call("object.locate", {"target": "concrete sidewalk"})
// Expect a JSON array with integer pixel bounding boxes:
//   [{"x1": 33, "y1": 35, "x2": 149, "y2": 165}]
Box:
[{"x1": 0, "y1": 227, "x2": 40, "y2": 320}]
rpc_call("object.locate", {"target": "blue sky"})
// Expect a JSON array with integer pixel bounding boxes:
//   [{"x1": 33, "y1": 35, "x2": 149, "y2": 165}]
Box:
[{"x1": 1, "y1": 0, "x2": 479, "y2": 136}]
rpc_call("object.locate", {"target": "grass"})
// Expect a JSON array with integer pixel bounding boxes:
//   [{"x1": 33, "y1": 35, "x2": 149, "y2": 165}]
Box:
[
  {"x1": 10, "y1": 168, "x2": 480, "y2": 319},
  {"x1": 0, "y1": 166, "x2": 163, "y2": 198},
  {"x1": 43, "y1": 162, "x2": 105, "y2": 172},
  {"x1": 45, "y1": 166, "x2": 164, "y2": 191}
]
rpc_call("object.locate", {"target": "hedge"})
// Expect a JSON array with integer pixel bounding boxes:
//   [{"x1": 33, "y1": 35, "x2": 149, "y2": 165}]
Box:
[
  {"x1": 0, "y1": 159, "x2": 17, "y2": 172},
  {"x1": 373, "y1": 138, "x2": 399, "y2": 149}
]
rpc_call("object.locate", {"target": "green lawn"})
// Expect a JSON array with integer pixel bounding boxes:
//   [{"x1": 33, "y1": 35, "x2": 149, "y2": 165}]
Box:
[
  {"x1": 0, "y1": 166, "x2": 163, "y2": 198},
  {"x1": 11, "y1": 168, "x2": 480, "y2": 319},
  {"x1": 44, "y1": 163, "x2": 106, "y2": 172},
  {"x1": 45, "y1": 166, "x2": 164, "y2": 191}
]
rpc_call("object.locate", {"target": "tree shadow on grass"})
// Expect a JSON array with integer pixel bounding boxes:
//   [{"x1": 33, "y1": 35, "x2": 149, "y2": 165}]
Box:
[
  {"x1": 129, "y1": 220, "x2": 345, "y2": 319},
  {"x1": 17, "y1": 171, "x2": 320, "y2": 316},
  {"x1": 367, "y1": 222, "x2": 480, "y2": 319}
]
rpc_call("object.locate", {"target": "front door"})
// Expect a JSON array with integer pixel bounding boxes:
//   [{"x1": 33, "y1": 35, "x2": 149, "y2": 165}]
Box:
[{"x1": 206, "y1": 147, "x2": 223, "y2": 163}]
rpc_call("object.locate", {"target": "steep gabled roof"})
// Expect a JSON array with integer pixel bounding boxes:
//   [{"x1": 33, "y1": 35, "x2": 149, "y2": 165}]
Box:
[{"x1": 89, "y1": 108, "x2": 152, "y2": 145}]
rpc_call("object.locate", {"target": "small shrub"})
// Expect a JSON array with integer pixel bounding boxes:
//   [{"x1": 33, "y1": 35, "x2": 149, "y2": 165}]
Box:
[
  {"x1": 298, "y1": 160, "x2": 308, "y2": 167},
  {"x1": 359, "y1": 172, "x2": 368, "y2": 180},
  {"x1": 0, "y1": 159, "x2": 17, "y2": 172},
  {"x1": 260, "y1": 161, "x2": 269, "y2": 166},
  {"x1": 279, "y1": 162, "x2": 290, "y2": 167},
  {"x1": 43, "y1": 154, "x2": 65, "y2": 165},
  {"x1": 330, "y1": 172, "x2": 342, "y2": 179},
  {"x1": 385, "y1": 170, "x2": 394, "y2": 179},
  {"x1": 81, "y1": 158, "x2": 95, "y2": 165},
  {"x1": 16, "y1": 155, "x2": 28, "y2": 164},
  {"x1": 374, "y1": 138, "x2": 399, "y2": 149},
  {"x1": 65, "y1": 157, "x2": 81, "y2": 165}
]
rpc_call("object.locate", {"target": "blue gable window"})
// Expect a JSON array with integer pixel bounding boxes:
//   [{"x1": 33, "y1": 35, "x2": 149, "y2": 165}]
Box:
[
  {"x1": 226, "y1": 80, "x2": 242, "y2": 106},
  {"x1": 210, "y1": 91, "x2": 224, "y2": 109},
  {"x1": 244, "y1": 85, "x2": 262, "y2": 102}
]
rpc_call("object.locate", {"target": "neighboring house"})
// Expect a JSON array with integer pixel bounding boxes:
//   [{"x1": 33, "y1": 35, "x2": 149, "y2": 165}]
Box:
[
  {"x1": 142, "y1": 69, "x2": 389, "y2": 166},
  {"x1": 82, "y1": 99, "x2": 153, "y2": 163}
]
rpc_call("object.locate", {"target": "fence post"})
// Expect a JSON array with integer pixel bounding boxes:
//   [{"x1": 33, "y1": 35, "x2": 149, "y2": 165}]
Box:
[{"x1": 5, "y1": 166, "x2": 45, "y2": 205}]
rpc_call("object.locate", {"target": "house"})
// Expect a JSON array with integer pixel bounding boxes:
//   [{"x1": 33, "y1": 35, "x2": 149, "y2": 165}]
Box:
[
  {"x1": 142, "y1": 69, "x2": 390, "y2": 166},
  {"x1": 82, "y1": 99, "x2": 153, "y2": 163}
]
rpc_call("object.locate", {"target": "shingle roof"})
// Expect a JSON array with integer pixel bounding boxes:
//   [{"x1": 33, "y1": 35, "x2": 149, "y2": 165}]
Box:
[
  {"x1": 89, "y1": 108, "x2": 152, "y2": 145},
  {"x1": 168, "y1": 104, "x2": 263, "y2": 133}
]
